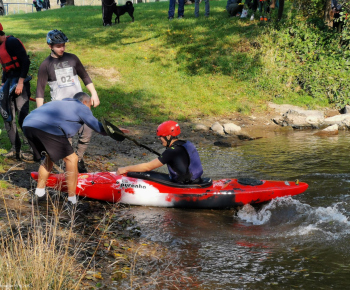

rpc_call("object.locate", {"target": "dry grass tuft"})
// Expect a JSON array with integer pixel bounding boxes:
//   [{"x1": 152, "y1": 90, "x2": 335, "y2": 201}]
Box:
[{"x1": 0, "y1": 192, "x2": 83, "y2": 289}]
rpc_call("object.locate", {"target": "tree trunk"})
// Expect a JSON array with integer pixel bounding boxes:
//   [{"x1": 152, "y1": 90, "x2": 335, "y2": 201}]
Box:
[
  {"x1": 324, "y1": 0, "x2": 332, "y2": 26},
  {"x1": 66, "y1": 0, "x2": 74, "y2": 5}
]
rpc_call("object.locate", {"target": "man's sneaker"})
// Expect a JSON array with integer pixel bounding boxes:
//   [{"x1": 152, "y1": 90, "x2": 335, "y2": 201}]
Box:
[
  {"x1": 168, "y1": 17, "x2": 174, "y2": 20},
  {"x1": 2, "y1": 149, "x2": 20, "y2": 160},
  {"x1": 78, "y1": 159, "x2": 88, "y2": 173},
  {"x1": 250, "y1": 14, "x2": 255, "y2": 21},
  {"x1": 178, "y1": 15, "x2": 184, "y2": 19},
  {"x1": 30, "y1": 193, "x2": 48, "y2": 205}
]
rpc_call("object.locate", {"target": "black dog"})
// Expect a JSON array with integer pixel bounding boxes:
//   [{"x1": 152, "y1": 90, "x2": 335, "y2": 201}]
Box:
[{"x1": 112, "y1": 1, "x2": 134, "y2": 24}]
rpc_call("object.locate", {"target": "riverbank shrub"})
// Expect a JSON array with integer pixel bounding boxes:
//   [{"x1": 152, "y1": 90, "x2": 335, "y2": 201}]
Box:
[{"x1": 262, "y1": 1, "x2": 350, "y2": 109}]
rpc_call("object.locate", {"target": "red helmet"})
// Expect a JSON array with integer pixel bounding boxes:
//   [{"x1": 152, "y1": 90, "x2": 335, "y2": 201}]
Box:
[{"x1": 157, "y1": 121, "x2": 181, "y2": 137}]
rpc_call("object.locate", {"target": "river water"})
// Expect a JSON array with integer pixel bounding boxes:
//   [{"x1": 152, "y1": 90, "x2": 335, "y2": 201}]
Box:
[{"x1": 123, "y1": 130, "x2": 350, "y2": 289}]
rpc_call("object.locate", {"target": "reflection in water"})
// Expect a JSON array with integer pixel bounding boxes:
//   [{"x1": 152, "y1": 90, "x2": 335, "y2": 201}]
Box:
[{"x1": 124, "y1": 131, "x2": 350, "y2": 289}]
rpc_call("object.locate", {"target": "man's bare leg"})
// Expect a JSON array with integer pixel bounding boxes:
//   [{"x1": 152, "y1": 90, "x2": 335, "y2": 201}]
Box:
[
  {"x1": 37, "y1": 154, "x2": 54, "y2": 189},
  {"x1": 63, "y1": 153, "x2": 79, "y2": 198},
  {"x1": 270, "y1": 0, "x2": 275, "y2": 9}
]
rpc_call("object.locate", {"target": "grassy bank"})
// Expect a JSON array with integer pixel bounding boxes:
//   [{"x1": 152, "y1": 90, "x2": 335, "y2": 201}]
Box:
[{"x1": 0, "y1": 1, "x2": 348, "y2": 152}]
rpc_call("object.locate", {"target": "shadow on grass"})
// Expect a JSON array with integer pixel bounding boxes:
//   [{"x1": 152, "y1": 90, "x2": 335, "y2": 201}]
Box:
[
  {"x1": 92, "y1": 86, "x2": 177, "y2": 123},
  {"x1": 12, "y1": 2, "x2": 265, "y2": 78}
]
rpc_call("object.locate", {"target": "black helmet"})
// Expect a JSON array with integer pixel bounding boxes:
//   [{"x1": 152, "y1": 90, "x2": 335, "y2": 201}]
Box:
[{"x1": 46, "y1": 29, "x2": 69, "y2": 45}]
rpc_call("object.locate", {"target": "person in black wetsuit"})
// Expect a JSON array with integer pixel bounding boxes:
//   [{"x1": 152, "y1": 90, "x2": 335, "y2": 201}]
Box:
[
  {"x1": 117, "y1": 121, "x2": 204, "y2": 184},
  {"x1": 0, "y1": 23, "x2": 32, "y2": 160}
]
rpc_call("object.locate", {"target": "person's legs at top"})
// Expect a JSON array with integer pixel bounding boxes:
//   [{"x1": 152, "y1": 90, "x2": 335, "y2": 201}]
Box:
[
  {"x1": 248, "y1": 0, "x2": 258, "y2": 20},
  {"x1": 168, "y1": 0, "x2": 176, "y2": 19},
  {"x1": 259, "y1": 0, "x2": 267, "y2": 20},
  {"x1": 204, "y1": 0, "x2": 209, "y2": 17},
  {"x1": 264, "y1": 0, "x2": 268, "y2": 20},
  {"x1": 178, "y1": 0, "x2": 185, "y2": 17},
  {"x1": 194, "y1": 0, "x2": 200, "y2": 17}
]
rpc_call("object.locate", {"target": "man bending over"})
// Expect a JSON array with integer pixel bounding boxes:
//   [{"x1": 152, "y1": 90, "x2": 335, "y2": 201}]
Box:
[{"x1": 23, "y1": 92, "x2": 106, "y2": 208}]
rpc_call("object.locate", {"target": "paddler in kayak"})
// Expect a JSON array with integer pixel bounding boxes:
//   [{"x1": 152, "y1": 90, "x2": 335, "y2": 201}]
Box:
[
  {"x1": 23, "y1": 92, "x2": 107, "y2": 209},
  {"x1": 117, "y1": 120, "x2": 204, "y2": 184}
]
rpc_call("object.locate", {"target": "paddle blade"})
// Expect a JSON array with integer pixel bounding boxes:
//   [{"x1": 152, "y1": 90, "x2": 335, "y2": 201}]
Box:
[{"x1": 101, "y1": 118, "x2": 126, "y2": 142}]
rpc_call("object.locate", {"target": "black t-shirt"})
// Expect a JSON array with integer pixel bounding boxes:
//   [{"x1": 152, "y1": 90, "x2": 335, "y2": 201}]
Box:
[{"x1": 158, "y1": 140, "x2": 190, "y2": 178}]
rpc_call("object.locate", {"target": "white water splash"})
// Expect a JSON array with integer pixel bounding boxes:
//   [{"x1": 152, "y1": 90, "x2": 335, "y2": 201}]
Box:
[
  {"x1": 237, "y1": 204, "x2": 272, "y2": 225},
  {"x1": 237, "y1": 197, "x2": 350, "y2": 238},
  {"x1": 237, "y1": 196, "x2": 305, "y2": 225}
]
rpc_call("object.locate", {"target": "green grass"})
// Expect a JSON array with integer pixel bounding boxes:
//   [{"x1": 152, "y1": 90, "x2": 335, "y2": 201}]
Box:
[
  {"x1": 0, "y1": 1, "x2": 347, "y2": 153},
  {"x1": 0, "y1": 180, "x2": 8, "y2": 189}
]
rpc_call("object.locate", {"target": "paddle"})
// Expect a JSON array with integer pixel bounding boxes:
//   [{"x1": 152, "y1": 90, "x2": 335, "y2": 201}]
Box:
[
  {"x1": 101, "y1": 118, "x2": 161, "y2": 156},
  {"x1": 101, "y1": 118, "x2": 125, "y2": 142}
]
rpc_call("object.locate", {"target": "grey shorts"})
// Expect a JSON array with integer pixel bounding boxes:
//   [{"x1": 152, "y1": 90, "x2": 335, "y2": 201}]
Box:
[{"x1": 23, "y1": 127, "x2": 74, "y2": 162}]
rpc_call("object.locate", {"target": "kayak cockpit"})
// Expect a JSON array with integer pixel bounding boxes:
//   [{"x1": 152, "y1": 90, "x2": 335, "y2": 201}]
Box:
[{"x1": 127, "y1": 171, "x2": 213, "y2": 188}]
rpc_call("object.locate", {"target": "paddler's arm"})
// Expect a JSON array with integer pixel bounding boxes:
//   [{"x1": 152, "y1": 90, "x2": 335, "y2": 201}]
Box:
[{"x1": 117, "y1": 158, "x2": 163, "y2": 175}]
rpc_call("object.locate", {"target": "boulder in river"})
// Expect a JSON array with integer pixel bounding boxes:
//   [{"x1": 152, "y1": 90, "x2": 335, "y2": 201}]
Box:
[
  {"x1": 324, "y1": 115, "x2": 350, "y2": 129},
  {"x1": 314, "y1": 124, "x2": 339, "y2": 136},
  {"x1": 223, "y1": 123, "x2": 241, "y2": 135},
  {"x1": 273, "y1": 109, "x2": 324, "y2": 129},
  {"x1": 210, "y1": 122, "x2": 225, "y2": 135}
]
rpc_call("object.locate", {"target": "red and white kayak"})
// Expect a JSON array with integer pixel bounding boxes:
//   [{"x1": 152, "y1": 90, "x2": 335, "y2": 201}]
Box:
[{"x1": 30, "y1": 171, "x2": 308, "y2": 208}]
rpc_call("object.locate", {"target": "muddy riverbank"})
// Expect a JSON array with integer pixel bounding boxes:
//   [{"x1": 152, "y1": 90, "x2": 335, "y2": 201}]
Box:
[{"x1": 0, "y1": 103, "x2": 341, "y2": 288}]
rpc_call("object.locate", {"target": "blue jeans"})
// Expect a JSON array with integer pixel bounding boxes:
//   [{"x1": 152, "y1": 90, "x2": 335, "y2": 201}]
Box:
[
  {"x1": 195, "y1": 0, "x2": 209, "y2": 17},
  {"x1": 168, "y1": 0, "x2": 184, "y2": 18}
]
